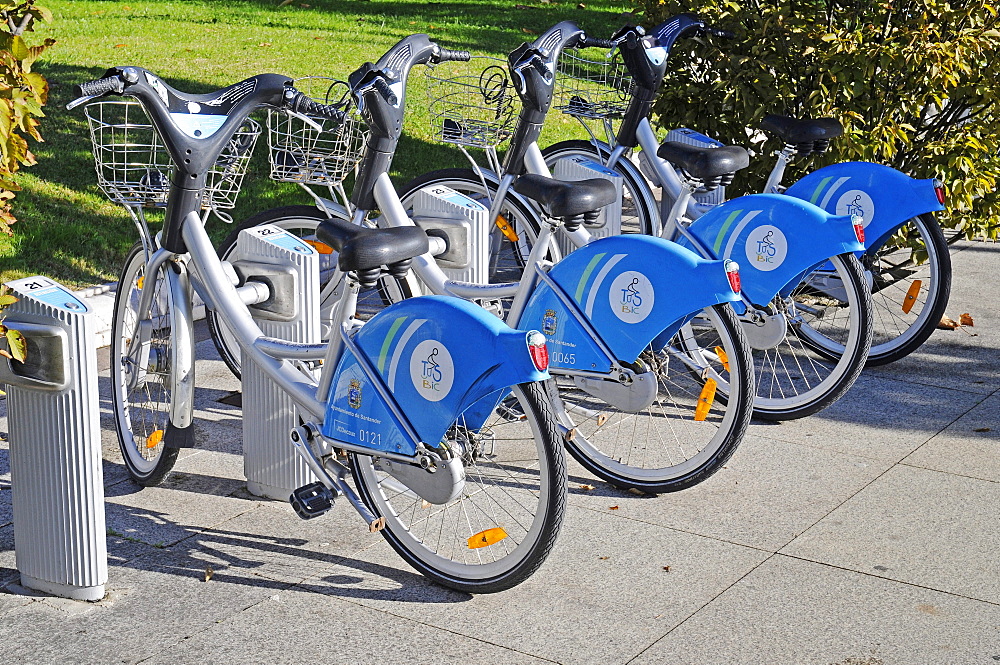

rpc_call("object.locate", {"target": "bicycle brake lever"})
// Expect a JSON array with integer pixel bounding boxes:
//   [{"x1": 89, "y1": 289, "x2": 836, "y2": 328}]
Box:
[
  {"x1": 66, "y1": 95, "x2": 98, "y2": 111},
  {"x1": 284, "y1": 109, "x2": 324, "y2": 132}
]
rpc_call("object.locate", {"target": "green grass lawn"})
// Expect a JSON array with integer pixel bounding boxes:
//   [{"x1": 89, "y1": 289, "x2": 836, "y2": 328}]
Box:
[{"x1": 3, "y1": 0, "x2": 634, "y2": 287}]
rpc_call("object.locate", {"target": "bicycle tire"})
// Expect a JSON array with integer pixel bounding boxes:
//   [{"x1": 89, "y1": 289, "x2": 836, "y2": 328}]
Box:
[
  {"x1": 349, "y1": 381, "x2": 566, "y2": 594},
  {"x1": 863, "y1": 213, "x2": 951, "y2": 365},
  {"x1": 542, "y1": 140, "x2": 658, "y2": 237},
  {"x1": 750, "y1": 252, "x2": 873, "y2": 420},
  {"x1": 550, "y1": 303, "x2": 754, "y2": 493},
  {"x1": 111, "y1": 242, "x2": 180, "y2": 486},
  {"x1": 208, "y1": 205, "x2": 417, "y2": 379}
]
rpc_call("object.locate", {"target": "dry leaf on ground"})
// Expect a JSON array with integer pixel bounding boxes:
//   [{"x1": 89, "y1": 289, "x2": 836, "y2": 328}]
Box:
[
  {"x1": 937, "y1": 316, "x2": 960, "y2": 330},
  {"x1": 608, "y1": 505, "x2": 619, "y2": 510},
  {"x1": 204, "y1": 566, "x2": 214, "y2": 582},
  {"x1": 960, "y1": 312, "x2": 974, "y2": 326},
  {"x1": 578, "y1": 484, "x2": 595, "y2": 491}
]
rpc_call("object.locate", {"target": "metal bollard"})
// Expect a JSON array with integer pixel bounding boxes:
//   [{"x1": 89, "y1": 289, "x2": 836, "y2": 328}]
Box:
[
  {"x1": 232, "y1": 225, "x2": 320, "y2": 501},
  {"x1": 0, "y1": 276, "x2": 106, "y2": 601}
]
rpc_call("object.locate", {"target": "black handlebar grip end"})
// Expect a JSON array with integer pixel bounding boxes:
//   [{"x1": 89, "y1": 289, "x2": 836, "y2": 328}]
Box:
[
  {"x1": 75, "y1": 76, "x2": 124, "y2": 99},
  {"x1": 440, "y1": 48, "x2": 471, "y2": 62},
  {"x1": 373, "y1": 77, "x2": 398, "y2": 106}
]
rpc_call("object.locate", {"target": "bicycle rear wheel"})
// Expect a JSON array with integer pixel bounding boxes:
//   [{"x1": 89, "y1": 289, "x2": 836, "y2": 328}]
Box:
[
  {"x1": 863, "y1": 213, "x2": 951, "y2": 365},
  {"x1": 111, "y1": 242, "x2": 180, "y2": 486},
  {"x1": 549, "y1": 303, "x2": 753, "y2": 493},
  {"x1": 350, "y1": 382, "x2": 566, "y2": 594}
]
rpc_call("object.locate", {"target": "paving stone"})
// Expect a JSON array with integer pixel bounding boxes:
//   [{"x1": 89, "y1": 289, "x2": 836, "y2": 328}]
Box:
[
  {"x1": 564, "y1": 434, "x2": 886, "y2": 551},
  {"x1": 746, "y1": 373, "x2": 984, "y2": 463},
  {"x1": 632, "y1": 554, "x2": 1000, "y2": 665},
  {"x1": 782, "y1": 464, "x2": 1000, "y2": 603},
  {"x1": 139, "y1": 585, "x2": 551, "y2": 665},
  {"x1": 306, "y1": 504, "x2": 767, "y2": 665},
  {"x1": 903, "y1": 394, "x2": 1000, "y2": 482}
]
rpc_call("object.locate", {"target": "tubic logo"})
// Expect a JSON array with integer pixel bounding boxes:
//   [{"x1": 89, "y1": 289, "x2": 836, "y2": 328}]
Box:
[
  {"x1": 608, "y1": 271, "x2": 655, "y2": 324},
  {"x1": 744, "y1": 225, "x2": 788, "y2": 272},
  {"x1": 409, "y1": 339, "x2": 455, "y2": 402},
  {"x1": 835, "y1": 189, "x2": 875, "y2": 228}
]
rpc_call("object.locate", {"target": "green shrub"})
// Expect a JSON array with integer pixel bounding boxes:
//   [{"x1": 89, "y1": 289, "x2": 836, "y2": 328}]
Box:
[
  {"x1": 636, "y1": 0, "x2": 1000, "y2": 239},
  {"x1": 0, "y1": 0, "x2": 52, "y2": 235}
]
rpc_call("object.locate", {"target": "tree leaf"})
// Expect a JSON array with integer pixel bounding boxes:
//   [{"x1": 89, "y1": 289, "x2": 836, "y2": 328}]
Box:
[{"x1": 5, "y1": 328, "x2": 26, "y2": 362}]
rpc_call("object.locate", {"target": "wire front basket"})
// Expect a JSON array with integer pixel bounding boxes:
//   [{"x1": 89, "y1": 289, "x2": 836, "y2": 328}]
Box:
[
  {"x1": 266, "y1": 77, "x2": 368, "y2": 186},
  {"x1": 426, "y1": 57, "x2": 518, "y2": 148},
  {"x1": 554, "y1": 50, "x2": 633, "y2": 119},
  {"x1": 85, "y1": 100, "x2": 260, "y2": 210}
]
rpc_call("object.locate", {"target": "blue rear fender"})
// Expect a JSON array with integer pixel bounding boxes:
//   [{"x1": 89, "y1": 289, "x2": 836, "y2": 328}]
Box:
[
  {"x1": 783, "y1": 161, "x2": 944, "y2": 250},
  {"x1": 321, "y1": 296, "x2": 548, "y2": 454},
  {"x1": 519, "y1": 234, "x2": 740, "y2": 366},
  {"x1": 683, "y1": 193, "x2": 863, "y2": 307}
]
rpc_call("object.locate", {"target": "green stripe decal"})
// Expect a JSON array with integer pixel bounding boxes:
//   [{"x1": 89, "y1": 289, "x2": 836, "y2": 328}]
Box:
[
  {"x1": 713, "y1": 209, "x2": 743, "y2": 254},
  {"x1": 809, "y1": 176, "x2": 834, "y2": 204},
  {"x1": 377, "y1": 317, "x2": 408, "y2": 374},
  {"x1": 575, "y1": 253, "x2": 607, "y2": 303}
]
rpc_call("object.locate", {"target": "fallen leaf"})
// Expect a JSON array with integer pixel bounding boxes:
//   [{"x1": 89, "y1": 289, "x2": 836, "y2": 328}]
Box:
[
  {"x1": 973, "y1": 427, "x2": 992, "y2": 432},
  {"x1": 258, "y1": 42, "x2": 272, "y2": 47},
  {"x1": 663, "y1": 565, "x2": 671, "y2": 572},
  {"x1": 960, "y1": 312, "x2": 974, "y2": 326},
  {"x1": 204, "y1": 566, "x2": 214, "y2": 582},
  {"x1": 608, "y1": 505, "x2": 619, "y2": 510},
  {"x1": 114, "y1": 44, "x2": 127, "y2": 48},
  {"x1": 577, "y1": 2, "x2": 586, "y2": 7},
  {"x1": 937, "y1": 316, "x2": 960, "y2": 330},
  {"x1": 628, "y1": 488, "x2": 645, "y2": 496},
  {"x1": 598, "y1": 556, "x2": 609, "y2": 560},
  {"x1": 278, "y1": 0, "x2": 294, "y2": 5},
  {"x1": 521, "y1": 27, "x2": 536, "y2": 34},
  {"x1": 299, "y1": 2, "x2": 311, "y2": 6},
  {"x1": 578, "y1": 484, "x2": 595, "y2": 491},
  {"x1": 314, "y1": 36, "x2": 323, "y2": 40}
]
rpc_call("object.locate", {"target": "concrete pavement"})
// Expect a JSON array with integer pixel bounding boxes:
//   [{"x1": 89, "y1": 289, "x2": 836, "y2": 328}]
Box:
[{"x1": 1, "y1": 240, "x2": 997, "y2": 665}]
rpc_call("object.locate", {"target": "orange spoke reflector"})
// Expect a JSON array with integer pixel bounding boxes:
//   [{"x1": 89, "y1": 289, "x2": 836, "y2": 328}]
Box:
[
  {"x1": 694, "y1": 378, "x2": 718, "y2": 422},
  {"x1": 304, "y1": 239, "x2": 334, "y2": 254},
  {"x1": 495, "y1": 214, "x2": 519, "y2": 242},
  {"x1": 146, "y1": 429, "x2": 164, "y2": 449},
  {"x1": 468, "y1": 527, "x2": 508, "y2": 549},
  {"x1": 902, "y1": 279, "x2": 922, "y2": 314},
  {"x1": 136, "y1": 276, "x2": 144, "y2": 290},
  {"x1": 714, "y1": 346, "x2": 730, "y2": 372}
]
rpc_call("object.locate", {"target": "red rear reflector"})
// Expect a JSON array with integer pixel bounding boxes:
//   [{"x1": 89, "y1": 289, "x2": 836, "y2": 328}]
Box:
[
  {"x1": 854, "y1": 221, "x2": 865, "y2": 244},
  {"x1": 724, "y1": 259, "x2": 741, "y2": 293},
  {"x1": 935, "y1": 187, "x2": 945, "y2": 204},
  {"x1": 526, "y1": 331, "x2": 549, "y2": 371}
]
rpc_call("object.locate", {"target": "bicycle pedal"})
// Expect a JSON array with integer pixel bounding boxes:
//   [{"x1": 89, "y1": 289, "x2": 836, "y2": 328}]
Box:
[{"x1": 289, "y1": 482, "x2": 334, "y2": 520}]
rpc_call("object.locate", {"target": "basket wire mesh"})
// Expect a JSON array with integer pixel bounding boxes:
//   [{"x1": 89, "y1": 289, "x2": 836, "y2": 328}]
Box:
[
  {"x1": 554, "y1": 49, "x2": 633, "y2": 119},
  {"x1": 426, "y1": 57, "x2": 518, "y2": 148},
  {"x1": 266, "y1": 77, "x2": 368, "y2": 186},
  {"x1": 85, "y1": 100, "x2": 260, "y2": 210}
]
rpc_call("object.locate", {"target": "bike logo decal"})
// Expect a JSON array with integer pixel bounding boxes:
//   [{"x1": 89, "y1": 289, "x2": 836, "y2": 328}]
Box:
[
  {"x1": 348, "y1": 379, "x2": 362, "y2": 409},
  {"x1": 608, "y1": 270, "x2": 655, "y2": 324},
  {"x1": 744, "y1": 225, "x2": 788, "y2": 272},
  {"x1": 542, "y1": 309, "x2": 558, "y2": 336},
  {"x1": 409, "y1": 339, "x2": 455, "y2": 402},
  {"x1": 835, "y1": 189, "x2": 875, "y2": 228}
]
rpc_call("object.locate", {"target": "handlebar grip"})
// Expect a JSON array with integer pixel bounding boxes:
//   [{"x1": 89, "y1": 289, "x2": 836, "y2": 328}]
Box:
[
  {"x1": 297, "y1": 97, "x2": 346, "y2": 122},
  {"x1": 437, "y1": 48, "x2": 471, "y2": 62},
  {"x1": 73, "y1": 76, "x2": 124, "y2": 99},
  {"x1": 372, "y1": 77, "x2": 398, "y2": 106},
  {"x1": 578, "y1": 36, "x2": 616, "y2": 49}
]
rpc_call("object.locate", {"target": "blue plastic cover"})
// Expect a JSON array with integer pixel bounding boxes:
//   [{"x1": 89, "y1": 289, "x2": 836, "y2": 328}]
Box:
[
  {"x1": 322, "y1": 296, "x2": 548, "y2": 453},
  {"x1": 520, "y1": 234, "x2": 740, "y2": 365},
  {"x1": 683, "y1": 193, "x2": 864, "y2": 306},
  {"x1": 783, "y1": 161, "x2": 944, "y2": 249}
]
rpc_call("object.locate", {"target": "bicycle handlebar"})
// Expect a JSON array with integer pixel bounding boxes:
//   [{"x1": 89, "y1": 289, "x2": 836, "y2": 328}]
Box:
[
  {"x1": 576, "y1": 35, "x2": 616, "y2": 49},
  {"x1": 436, "y1": 48, "x2": 471, "y2": 63},
  {"x1": 73, "y1": 75, "x2": 125, "y2": 99},
  {"x1": 281, "y1": 88, "x2": 347, "y2": 121}
]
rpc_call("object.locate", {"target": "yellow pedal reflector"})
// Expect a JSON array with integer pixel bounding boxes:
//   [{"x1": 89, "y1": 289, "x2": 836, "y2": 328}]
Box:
[
  {"x1": 146, "y1": 429, "x2": 164, "y2": 449},
  {"x1": 694, "y1": 379, "x2": 718, "y2": 422},
  {"x1": 136, "y1": 276, "x2": 144, "y2": 290},
  {"x1": 902, "y1": 279, "x2": 922, "y2": 314},
  {"x1": 495, "y1": 214, "x2": 519, "y2": 242},
  {"x1": 596, "y1": 413, "x2": 608, "y2": 427},
  {"x1": 468, "y1": 527, "x2": 508, "y2": 549},
  {"x1": 714, "y1": 346, "x2": 730, "y2": 372},
  {"x1": 304, "y1": 239, "x2": 334, "y2": 254}
]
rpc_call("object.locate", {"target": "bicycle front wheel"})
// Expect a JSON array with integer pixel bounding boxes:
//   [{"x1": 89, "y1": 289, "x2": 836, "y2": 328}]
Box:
[
  {"x1": 350, "y1": 382, "x2": 566, "y2": 594},
  {"x1": 550, "y1": 303, "x2": 754, "y2": 494},
  {"x1": 111, "y1": 242, "x2": 180, "y2": 486}
]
